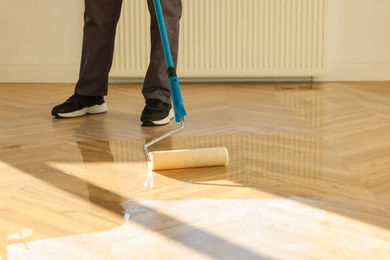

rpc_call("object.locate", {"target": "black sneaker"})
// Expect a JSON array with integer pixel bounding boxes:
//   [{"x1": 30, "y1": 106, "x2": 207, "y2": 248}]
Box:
[
  {"x1": 51, "y1": 94, "x2": 107, "y2": 118},
  {"x1": 140, "y1": 99, "x2": 174, "y2": 126}
]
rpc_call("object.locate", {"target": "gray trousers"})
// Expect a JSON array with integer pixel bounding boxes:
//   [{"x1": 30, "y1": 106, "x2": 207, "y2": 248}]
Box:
[{"x1": 75, "y1": 0, "x2": 182, "y2": 104}]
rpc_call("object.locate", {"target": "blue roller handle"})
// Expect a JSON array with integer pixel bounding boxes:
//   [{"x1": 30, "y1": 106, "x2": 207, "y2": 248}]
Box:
[{"x1": 153, "y1": 0, "x2": 186, "y2": 122}]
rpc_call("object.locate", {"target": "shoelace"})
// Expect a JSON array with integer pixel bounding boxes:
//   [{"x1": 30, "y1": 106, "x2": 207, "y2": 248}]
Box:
[
  {"x1": 146, "y1": 99, "x2": 164, "y2": 109},
  {"x1": 66, "y1": 94, "x2": 83, "y2": 102}
]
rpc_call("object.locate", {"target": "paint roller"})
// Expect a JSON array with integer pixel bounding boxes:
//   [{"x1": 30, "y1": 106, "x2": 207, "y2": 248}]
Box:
[{"x1": 143, "y1": 0, "x2": 229, "y2": 171}]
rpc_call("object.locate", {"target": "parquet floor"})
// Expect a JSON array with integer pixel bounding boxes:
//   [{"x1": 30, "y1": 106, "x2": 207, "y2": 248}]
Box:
[{"x1": 0, "y1": 82, "x2": 390, "y2": 259}]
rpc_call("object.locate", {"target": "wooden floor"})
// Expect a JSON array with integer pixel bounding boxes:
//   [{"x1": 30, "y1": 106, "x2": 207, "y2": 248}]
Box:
[{"x1": 1, "y1": 82, "x2": 390, "y2": 259}]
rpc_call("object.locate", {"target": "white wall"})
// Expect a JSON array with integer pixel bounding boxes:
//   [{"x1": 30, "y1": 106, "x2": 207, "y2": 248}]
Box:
[
  {"x1": 0, "y1": 0, "x2": 389, "y2": 83},
  {"x1": 0, "y1": 0, "x2": 83, "y2": 82},
  {"x1": 319, "y1": 0, "x2": 390, "y2": 81}
]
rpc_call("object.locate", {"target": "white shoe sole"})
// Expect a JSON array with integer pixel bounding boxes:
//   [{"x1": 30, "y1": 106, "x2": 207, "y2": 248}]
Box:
[
  {"x1": 152, "y1": 108, "x2": 174, "y2": 125},
  {"x1": 142, "y1": 108, "x2": 174, "y2": 126},
  {"x1": 56, "y1": 103, "x2": 107, "y2": 118}
]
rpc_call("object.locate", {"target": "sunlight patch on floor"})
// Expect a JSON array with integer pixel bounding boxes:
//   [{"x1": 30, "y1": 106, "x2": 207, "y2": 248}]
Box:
[{"x1": 6, "y1": 198, "x2": 390, "y2": 260}]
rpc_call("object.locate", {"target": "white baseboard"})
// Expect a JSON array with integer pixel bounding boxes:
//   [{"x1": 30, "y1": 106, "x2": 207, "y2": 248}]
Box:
[
  {"x1": 316, "y1": 59, "x2": 390, "y2": 81},
  {"x1": 1, "y1": 60, "x2": 390, "y2": 83},
  {"x1": 0, "y1": 64, "x2": 79, "y2": 83}
]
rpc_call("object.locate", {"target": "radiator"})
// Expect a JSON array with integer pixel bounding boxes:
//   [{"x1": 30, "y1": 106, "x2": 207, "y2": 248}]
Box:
[{"x1": 110, "y1": 0, "x2": 327, "y2": 79}]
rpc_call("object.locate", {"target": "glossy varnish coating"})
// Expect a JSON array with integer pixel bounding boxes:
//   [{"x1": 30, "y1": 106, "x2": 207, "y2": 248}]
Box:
[{"x1": 1, "y1": 82, "x2": 390, "y2": 259}]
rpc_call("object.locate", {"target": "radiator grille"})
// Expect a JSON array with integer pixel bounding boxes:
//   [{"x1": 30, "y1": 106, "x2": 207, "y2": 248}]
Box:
[{"x1": 111, "y1": 0, "x2": 327, "y2": 78}]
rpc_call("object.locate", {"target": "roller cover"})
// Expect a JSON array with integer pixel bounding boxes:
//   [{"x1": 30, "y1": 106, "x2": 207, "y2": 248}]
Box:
[{"x1": 148, "y1": 147, "x2": 228, "y2": 170}]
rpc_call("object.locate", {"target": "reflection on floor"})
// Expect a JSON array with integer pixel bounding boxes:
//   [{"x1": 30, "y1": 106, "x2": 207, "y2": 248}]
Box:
[{"x1": 1, "y1": 82, "x2": 390, "y2": 259}]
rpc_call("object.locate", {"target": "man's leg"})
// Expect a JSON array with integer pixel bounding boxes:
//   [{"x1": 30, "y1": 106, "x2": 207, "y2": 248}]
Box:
[
  {"x1": 52, "y1": 0, "x2": 123, "y2": 118},
  {"x1": 141, "y1": 0, "x2": 182, "y2": 126}
]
